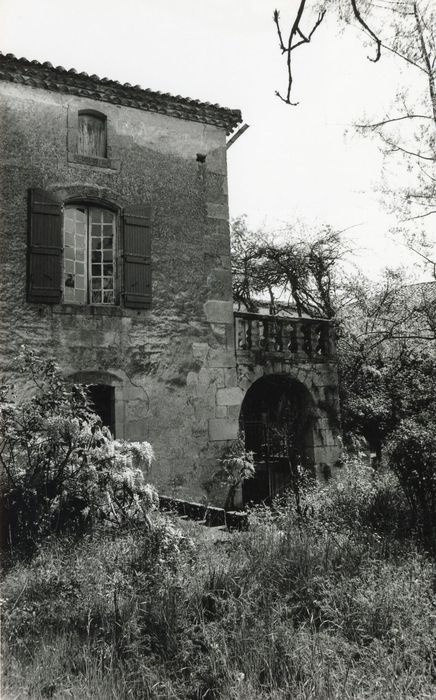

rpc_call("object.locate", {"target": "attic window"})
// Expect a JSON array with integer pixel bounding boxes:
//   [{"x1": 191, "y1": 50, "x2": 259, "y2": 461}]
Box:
[{"x1": 78, "y1": 110, "x2": 107, "y2": 158}]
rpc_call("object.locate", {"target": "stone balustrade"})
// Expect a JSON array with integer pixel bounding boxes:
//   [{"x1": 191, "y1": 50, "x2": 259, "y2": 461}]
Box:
[{"x1": 234, "y1": 311, "x2": 336, "y2": 362}]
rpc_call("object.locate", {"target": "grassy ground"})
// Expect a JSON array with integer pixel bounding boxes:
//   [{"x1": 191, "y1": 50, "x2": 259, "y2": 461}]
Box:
[{"x1": 2, "y1": 466, "x2": 436, "y2": 699}]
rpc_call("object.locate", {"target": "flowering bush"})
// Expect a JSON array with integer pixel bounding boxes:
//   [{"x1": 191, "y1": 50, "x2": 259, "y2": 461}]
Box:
[{"x1": 0, "y1": 349, "x2": 157, "y2": 552}]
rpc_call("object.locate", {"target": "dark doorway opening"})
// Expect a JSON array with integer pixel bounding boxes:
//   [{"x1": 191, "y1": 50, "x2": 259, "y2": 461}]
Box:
[
  {"x1": 240, "y1": 375, "x2": 315, "y2": 505},
  {"x1": 87, "y1": 384, "x2": 115, "y2": 436}
]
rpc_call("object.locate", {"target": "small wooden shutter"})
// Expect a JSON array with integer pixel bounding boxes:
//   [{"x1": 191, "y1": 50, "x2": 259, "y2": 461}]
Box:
[
  {"x1": 122, "y1": 204, "x2": 152, "y2": 309},
  {"x1": 28, "y1": 189, "x2": 63, "y2": 304}
]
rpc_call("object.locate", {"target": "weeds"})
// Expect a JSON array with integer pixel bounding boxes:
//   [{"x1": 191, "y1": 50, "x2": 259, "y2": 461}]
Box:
[{"x1": 2, "y1": 465, "x2": 436, "y2": 699}]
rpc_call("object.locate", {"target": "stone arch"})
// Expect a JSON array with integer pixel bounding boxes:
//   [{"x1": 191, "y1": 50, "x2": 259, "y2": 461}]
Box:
[
  {"x1": 48, "y1": 183, "x2": 125, "y2": 209},
  {"x1": 239, "y1": 373, "x2": 317, "y2": 504}
]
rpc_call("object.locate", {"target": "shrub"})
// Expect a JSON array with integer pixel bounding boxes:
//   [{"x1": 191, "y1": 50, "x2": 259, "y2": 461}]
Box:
[
  {"x1": 388, "y1": 419, "x2": 436, "y2": 551},
  {"x1": 0, "y1": 349, "x2": 157, "y2": 553}
]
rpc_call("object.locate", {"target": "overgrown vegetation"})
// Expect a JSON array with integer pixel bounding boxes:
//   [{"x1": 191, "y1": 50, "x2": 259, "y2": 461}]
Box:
[
  {"x1": 0, "y1": 349, "x2": 157, "y2": 555},
  {"x1": 2, "y1": 337, "x2": 436, "y2": 697},
  {"x1": 2, "y1": 463, "x2": 435, "y2": 699}
]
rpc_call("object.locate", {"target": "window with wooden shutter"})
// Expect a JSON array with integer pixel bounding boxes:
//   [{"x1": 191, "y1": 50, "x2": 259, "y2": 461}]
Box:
[
  {"x1": 122, "y1": 205, "x2": 152, "y2": 309},
  {"x1": 28, "y1": 189, "x2": 63, "y2": 304},
  {"x1": 78, "y1": 111, "x2": 107, "y2": 158}
]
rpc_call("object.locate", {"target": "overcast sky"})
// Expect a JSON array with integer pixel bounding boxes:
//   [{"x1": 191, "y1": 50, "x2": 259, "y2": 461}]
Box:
[{"x1": 1, "y1": 0, "x2": 430, "y2": 277}]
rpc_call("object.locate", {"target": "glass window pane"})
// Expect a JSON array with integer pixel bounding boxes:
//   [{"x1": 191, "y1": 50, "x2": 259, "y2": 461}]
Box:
[
  {"x1": 103, "y1": 211, "x2": 114, "y2": 224},
  {"x1": 65, "y1": 273, "x2": 75, "y2": 288},
  {"x1": 90, "y1": 209, "x2": 102, "y2": 223},
  {"x1": 92, "y1": 250, "x2": 102, "y2": 263},
  {"x1": 92, "y1": 290, "x2": 102, "y2": 304},
  {"x1": 103, "y1": 291, "x2": 114, "y2": 304},
  {"x1": 64, "y1": 287, "x2": 75, "y2": 302}
]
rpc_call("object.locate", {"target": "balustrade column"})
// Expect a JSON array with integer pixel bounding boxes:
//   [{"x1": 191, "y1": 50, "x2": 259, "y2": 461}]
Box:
[
  {"x1": 236, "y1": 316, "x2": 246, "y2": 350},
  {"x1": 250, "y1": 318, "x2": 260, "y2": 350},
  {"x1": 281, "y1": 321, "x2": 291, "y2": 356}
]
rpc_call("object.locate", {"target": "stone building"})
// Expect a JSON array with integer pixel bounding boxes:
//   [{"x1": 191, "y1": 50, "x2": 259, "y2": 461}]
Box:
[{"x1": 0, "y1": 52, "x2": 342, "y2": 507}]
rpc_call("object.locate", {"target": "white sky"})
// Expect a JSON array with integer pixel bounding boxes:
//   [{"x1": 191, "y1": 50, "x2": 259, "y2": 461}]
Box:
[{"x1": 1, "y1": 0, "x2": 431, "y2": 278}]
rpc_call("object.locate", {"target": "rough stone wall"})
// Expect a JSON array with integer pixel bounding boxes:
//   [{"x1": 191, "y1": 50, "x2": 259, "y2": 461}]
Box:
[{"x1": 0, "y1": 81, "x2": 240, "y2": 503}]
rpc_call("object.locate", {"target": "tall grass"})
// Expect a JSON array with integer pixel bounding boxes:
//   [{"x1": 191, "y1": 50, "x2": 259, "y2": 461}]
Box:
[{"x1": 2, "y1": 465, "x2": 436, "y2": 699}]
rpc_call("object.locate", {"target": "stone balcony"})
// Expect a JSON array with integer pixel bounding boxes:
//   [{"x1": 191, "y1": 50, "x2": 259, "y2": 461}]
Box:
[{"x1": 234, "y1": 311, "x2": 336, "y2": 364}]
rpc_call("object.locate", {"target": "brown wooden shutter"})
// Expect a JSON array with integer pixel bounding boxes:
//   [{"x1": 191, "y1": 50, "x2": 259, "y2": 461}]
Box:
[
  {"x1": 27, "y1": 189, "x2": 63, "y2": 304},
  {"x1": 122, "y1": 205, "x2": 152, "y2": 309}
]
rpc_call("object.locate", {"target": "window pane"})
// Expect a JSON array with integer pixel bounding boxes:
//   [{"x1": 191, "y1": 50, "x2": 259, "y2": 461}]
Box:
[
  {"x1": 103, "y1": 291, "x2": 114, "y2": 304},
  {"x1": 92, "y1": 290, "x2": 102, "y2": 304},
  {"x1": 63, "y1": 206, "x2": 87, "y2": 304}
]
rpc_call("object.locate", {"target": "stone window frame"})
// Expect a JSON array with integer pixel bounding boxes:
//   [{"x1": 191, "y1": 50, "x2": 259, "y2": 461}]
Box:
[{"x1": 67, "y1": 103, "x2": 120, "y2": 171}]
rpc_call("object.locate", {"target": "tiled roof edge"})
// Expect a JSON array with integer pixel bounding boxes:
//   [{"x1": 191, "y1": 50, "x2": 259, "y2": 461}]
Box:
[{"x1": 0, "y1": 52, "x2": 242, "y2": 134}]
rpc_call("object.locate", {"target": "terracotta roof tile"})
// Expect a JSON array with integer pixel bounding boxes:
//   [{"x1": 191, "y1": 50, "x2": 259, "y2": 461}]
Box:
[{"x1": 0, "y1": 52, "x2": 242, "y2": 134}]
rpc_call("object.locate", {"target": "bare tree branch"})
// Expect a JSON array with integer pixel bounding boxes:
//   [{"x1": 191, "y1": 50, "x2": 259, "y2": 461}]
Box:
[
  {"x1": 274, "y1": 2, "x2": 326, "y2": 105},
  {"x1": 402, "y1": 209, "x2": 436, "y2": 221},
  {"x1": 355, "y1": 114, "x2": 433, "y2": 130},
  {"x1": 350, "y1": 0, "x2": 382, "y2": 62},
  {"x1": 413, "y1": 2, "x2": 436, "y2": 123}
]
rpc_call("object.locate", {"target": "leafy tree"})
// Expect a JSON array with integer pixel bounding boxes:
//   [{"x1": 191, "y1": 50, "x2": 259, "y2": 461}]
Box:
[
  {"x1": 337, "y1": 270, "x2": 436, "y2": 458},
  {"x1": 0, "y1": 349, "x2": 157, "y2": 553},
  {"x1": 231, "y1": 216, "x2": 346, "y2": 318},
  {"x1": 388, "y1": 419, "x2": 436, "y2": 550}
]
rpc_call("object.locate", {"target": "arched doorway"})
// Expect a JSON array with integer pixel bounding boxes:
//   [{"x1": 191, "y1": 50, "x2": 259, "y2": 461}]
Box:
[{"x1": 240, "y1": 375, "x2": 316, "y2": 504}]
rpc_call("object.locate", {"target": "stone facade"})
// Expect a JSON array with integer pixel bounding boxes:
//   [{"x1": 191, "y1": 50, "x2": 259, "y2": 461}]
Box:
[
  {"x1": 0, "y1": 56, "x2": 242, "y2": 503},
  {"x1": 0, "y1": 54, "x2": 342, "y2": 507}
]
